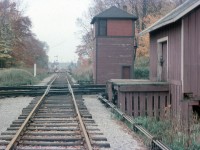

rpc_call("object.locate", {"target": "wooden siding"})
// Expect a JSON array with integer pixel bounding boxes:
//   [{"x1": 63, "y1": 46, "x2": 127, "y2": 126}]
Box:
[
  {"x1": 106, "y1": 81, "x2": 170, "y2": 119},
  {"x1": 170, "y1": 83, "x2": 182, "y2": 118},
  {"x1": 150, "y1": 21, "x2": 182, "y2": 83},
  {"x1": 119, "y1": 90, "x2": 169, "y2": 118},
  {"x1": 107, "y1": 82, "x2": 113, "y2": 102},
  {"x1": 149, "y1": 20, "x2": 183, "y2": 120},
  {"x1": 107, "y1": 20, "x2": 133, "y2": 36},
  {"x1": 93, "y1": 40, "x2": 97, "y2": 83},
  {"x1": 183, "y1": 7, "x2": 200, "y2": 97},
  {"x1": 96, "y1": 37, "x2": 134, "y2": 84}
]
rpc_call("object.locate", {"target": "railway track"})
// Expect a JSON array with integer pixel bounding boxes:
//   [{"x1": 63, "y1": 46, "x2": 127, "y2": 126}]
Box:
[
  {"x1": 0, "y1": 73, "x2": 110, "y2": 150},
  {"x1": 0, "y1": 84, "x2": 106, "y2": 97}
]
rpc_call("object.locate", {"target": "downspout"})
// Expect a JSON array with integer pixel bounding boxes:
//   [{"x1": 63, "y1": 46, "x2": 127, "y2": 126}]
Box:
[
  {"x1": 132, "y1": 37, "x2": 138, "y2": 79},
  {"x1": 132, "y1": 16, "x2": 138, "y2": 79}
]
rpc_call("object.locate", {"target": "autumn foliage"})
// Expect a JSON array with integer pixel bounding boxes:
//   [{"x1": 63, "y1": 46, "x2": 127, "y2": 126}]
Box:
[{"x1": 0, "y1": 0, "x2": 48, "y2": 68}]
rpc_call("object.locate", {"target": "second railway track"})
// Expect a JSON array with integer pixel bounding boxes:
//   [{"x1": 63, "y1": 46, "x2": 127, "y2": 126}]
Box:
[{"x1": 0, "y1": 73, "x2": 110, "y2": 150}]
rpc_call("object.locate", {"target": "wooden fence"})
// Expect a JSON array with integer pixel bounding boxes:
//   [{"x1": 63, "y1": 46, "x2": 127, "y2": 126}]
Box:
[{"x1": 107, "y1": 80, "x2": 170, "y2": 119}]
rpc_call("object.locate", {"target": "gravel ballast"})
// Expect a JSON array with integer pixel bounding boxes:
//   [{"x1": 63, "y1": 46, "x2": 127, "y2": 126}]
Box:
[{"x1": 83, "y1": 95, "x2": 147, "y2": 150}]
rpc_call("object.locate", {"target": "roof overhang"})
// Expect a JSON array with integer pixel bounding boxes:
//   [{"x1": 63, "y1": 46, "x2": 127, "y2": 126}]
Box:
[{"x1": 91, "y1": 17, "x2": 138, "y2": 24}]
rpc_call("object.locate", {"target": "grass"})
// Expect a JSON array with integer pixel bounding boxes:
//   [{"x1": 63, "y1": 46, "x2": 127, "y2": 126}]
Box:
[
  {"x1": 134, "y1": 116, "x2": 200, "y2": 150},
  {"x1": 0, "y1": 68, "x2": 50, "y2": 86}
]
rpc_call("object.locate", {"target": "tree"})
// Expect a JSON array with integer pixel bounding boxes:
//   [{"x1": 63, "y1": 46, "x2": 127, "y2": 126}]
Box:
[
  {"x1": 0, "y1": 0, "x2": 14, "y2": 65},
  {"x1": 0, "y1": 0, "x2": 49, "y2": 68}
]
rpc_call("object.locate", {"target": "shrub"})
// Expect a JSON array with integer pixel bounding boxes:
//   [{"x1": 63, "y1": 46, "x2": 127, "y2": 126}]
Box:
[
  {"x1": 134, "y1": 67, "x2": 149, "y2": 79},
  {"x1": 135, "y1": 56, "x2": 149, "y2": 68},
  {"x1": 70, "y1": 63, "x2": 93, "y2": 82},
  {"x1": 0, "y1": 68, "x2": 38, "y2": 86},
  {"x1": 134, "y1": 56, "x2": 149, "y2": 79}
]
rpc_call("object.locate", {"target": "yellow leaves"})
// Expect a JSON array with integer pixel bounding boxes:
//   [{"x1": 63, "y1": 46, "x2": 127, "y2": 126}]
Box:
[
  {"x1": 137, "y1": 33, "x2": 149, "y2": 57},
  {"x1": 0, "y1": 53, "x2": 12, "y2": 58},
  {"x1": 143, "y1": 14, "x2": 163, "y2": 28},
  {"x1": 137, "y1": 14, "x2": 163, "y2": 58}
]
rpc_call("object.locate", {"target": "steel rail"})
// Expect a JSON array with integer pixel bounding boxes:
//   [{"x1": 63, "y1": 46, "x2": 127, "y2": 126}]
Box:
[
  {"x1": 66, "y1": 77, "x2": 93, "y2": 150},
  {"x1": 5, "y1": 75, "x2": 58, "y2": 150}
]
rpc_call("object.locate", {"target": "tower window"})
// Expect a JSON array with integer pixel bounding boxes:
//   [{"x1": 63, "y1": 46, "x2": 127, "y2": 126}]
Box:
[{"x1": 98, "y1": 19, "x2": 107, "y2": 36}]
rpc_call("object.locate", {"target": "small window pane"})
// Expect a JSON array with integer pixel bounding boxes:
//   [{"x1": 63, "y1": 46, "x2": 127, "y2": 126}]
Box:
[{"x1": 99, "y1": 20, "x2": 107, "y2": 36}]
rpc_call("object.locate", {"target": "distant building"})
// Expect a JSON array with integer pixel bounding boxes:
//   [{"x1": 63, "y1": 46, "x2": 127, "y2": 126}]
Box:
[{"x1": 91, "y1": 6, "x2": 137, "y2": 84}]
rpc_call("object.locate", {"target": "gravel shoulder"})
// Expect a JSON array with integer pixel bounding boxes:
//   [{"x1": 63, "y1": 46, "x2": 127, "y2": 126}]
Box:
[
  {"x1": 83, "y1": 95, "x2": 147, "y2": 150},
  {"x1": 0, "y1": 97, "x2": 33, "y2": 133},
  {"x1": 0, "y1": 74, "x2": 55, "y2": 134},
  {"x1": 36, "y1": 73, "x2": 56, "y2": 86}
]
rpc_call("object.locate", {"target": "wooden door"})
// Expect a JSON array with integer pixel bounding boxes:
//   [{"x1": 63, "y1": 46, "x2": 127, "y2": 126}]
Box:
[
  {"x1": 122, "y1": 66, "x2": 131, "y2": 79},
  {"x1": 161, "y1": 42, "x2": 167, "y2": 81}
]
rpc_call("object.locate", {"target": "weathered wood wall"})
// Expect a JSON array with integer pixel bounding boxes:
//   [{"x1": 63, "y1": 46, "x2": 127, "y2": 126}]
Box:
[
  {"x1": 149, "y1": 21, "x2": 182, "y2": 83},
  {"x1": 107, "y1": 81, "x2": 170, "y2": 119},
  {"x1": 183, "y1": 6, "x2": 200, "y2": 97}
]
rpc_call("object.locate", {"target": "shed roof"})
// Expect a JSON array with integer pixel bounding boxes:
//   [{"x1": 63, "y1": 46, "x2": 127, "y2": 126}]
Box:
[
  {"x1": 91, "y1": 6, "x2": 137, "y2": 24},
  {"x1": 140, "y1": 0, "x2": 200, "y2": 35}
]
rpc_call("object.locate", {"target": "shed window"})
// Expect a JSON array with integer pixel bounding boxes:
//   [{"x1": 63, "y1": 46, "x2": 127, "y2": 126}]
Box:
[{"x1": 98, "y1": 19, "x2": 107, "y2": 36}]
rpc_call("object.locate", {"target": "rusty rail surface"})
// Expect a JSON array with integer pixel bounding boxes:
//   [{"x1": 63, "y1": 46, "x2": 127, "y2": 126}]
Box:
[
  {"x1": 66, "y1": 77, "x2": 93, "y2": 150},
  {"x1": 5, "y1": 75, "x2": 58, "y2": 150},
  {"x1": 98, "y1": 96, "x2": 171, "y2": 150}
]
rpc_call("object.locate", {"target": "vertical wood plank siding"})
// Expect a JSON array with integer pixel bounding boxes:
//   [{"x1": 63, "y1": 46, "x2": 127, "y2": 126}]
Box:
[
  {"x1": 107, "y1": 82, "x2": 113, "y2": 102},
  {"x1": 93, "y1": 40, "x2": 97, "y2": 83},
  {"x1": 119, "y1": 91, "x2": 169, "y2": 118},
  {"x1": 150, "y1": 21, "x2": 182, "y2": 82},
  {"x1": 183, "y1": 7, "x2": 200, "y2": 97}
]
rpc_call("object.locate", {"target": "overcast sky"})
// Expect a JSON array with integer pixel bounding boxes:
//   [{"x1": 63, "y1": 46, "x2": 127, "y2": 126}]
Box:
[{"x1": 23, "y1": 0, "x2": 91, "y2": 63}]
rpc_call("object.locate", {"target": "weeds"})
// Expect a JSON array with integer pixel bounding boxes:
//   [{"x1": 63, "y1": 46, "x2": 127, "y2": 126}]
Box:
[{"x1": 134, "y1": 110, "x2": 200, "y2": 149}]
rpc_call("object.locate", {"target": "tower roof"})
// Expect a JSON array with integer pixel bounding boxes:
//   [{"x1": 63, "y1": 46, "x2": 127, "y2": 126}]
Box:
[{"x1": 91, "y1": 6, "x2": 137, "y2": 24}]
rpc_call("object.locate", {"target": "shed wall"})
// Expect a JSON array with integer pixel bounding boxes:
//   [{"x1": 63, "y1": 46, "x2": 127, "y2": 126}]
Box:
[
  {"x1": 183, "y1": 7, "x2": 200, "y2": 97},
  {"x1": 150, "y1": 21, "x2": 182, "y2": 82},
  {"x1": 150, "y1": 21, "x2": 182, "y2": 117},
  {"x1": 93, "y1": 40, "x2": 97, "y2": 83}
]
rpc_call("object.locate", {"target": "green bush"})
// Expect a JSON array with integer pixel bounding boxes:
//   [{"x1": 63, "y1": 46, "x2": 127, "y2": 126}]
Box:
[
  {"x1": 134, "y1": 56, "x2": 149, "y2": 79},
  {"x1": 0, "y1": 68, "x2": 51, "y2": 86},
  {"x1": 135, "y1": 56, "x2": 149, "y2": 68},
  {"x1": 0, "y1": 69, "x2": 38, "y2": 86},
  {"x1": 134, "y1": 67, "x2": 149, "y2": 79}
]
